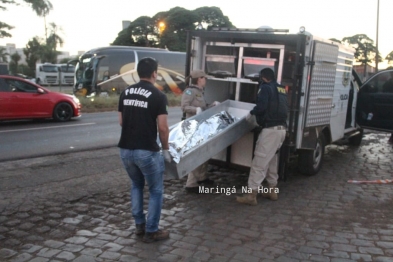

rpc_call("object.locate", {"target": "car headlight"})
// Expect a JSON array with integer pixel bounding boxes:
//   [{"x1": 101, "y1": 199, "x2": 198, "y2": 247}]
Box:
[{"x1": 72, "y1": 96, "x2": 80, "y2": 104}]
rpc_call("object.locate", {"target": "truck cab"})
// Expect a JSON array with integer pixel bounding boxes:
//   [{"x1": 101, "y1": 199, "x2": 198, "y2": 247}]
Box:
[
  {"x1": 56, "y1": 64, "x2": 75, "y2": 86},
  {"x1": 35, "y1": 63, "x2": 59, "y2": 86},
  {"x1": 356, "y1": 69, "x2": 393, "y2": 132}
]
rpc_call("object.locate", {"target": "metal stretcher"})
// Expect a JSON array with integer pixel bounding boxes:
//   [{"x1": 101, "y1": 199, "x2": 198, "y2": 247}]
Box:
[{"x1": 164, "y1": 99, "x2": 255, "y2": 179}]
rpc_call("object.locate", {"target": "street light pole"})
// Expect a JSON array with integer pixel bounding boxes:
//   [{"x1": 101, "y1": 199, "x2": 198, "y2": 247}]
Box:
[
  {"x1": 364, "y1": 44, "x2": 368, "y2": 80},
  {"x1": 375, "y1": 0, "x2": 380, "y2": 72}
]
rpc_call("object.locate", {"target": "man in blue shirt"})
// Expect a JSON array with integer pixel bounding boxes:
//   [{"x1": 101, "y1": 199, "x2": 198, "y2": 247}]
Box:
[{"x1": 237, "y1": 68, "x2": 287, "y2": 205}]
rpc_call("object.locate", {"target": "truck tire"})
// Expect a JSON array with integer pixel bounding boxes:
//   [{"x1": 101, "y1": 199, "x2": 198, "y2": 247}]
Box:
[
  {"x1": 298, "y1": 133, "x2": 325, "y2": 176},
  {"x1": 53, "y1": 102, "x2": 73, "y2": 122},
  {"x1": 348, "y1": 128, "x2": 363, "y2": 146}
]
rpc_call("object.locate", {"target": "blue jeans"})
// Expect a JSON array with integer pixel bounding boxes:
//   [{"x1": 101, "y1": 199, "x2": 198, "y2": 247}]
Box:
[{"x1": 120, "y1": 148, "x2": 164, "y2": 233}]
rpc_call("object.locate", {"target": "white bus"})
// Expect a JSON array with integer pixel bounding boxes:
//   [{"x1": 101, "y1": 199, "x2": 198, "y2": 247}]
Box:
[{"x1": 72, "y1": 46, "x2": 186, "y2": 96}]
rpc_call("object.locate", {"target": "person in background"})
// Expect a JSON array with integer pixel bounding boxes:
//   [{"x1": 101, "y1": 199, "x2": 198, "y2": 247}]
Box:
[
  {"x1": 118, "y1": 57, "x2": 171, "y2": 243},
  {"x1": 236, "y1": 68, "x2": 288, "y2": 205},
  {"x1": 388, "y1": 133, "x2": 393, "y2": 144},
  {"x1": 181, "y1": 69, "x2": 220, "y2": 193}
]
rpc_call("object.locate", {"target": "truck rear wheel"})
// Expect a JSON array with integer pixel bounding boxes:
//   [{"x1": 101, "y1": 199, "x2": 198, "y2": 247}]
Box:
[{"x1": 298, "y1": 133, "x2": 325, "y2": 176}]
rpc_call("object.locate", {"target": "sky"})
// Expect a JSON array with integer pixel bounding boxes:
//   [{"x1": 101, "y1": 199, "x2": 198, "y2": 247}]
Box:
[{"x1": 1, "y1": 0, "x2": 392, "y2": 68}]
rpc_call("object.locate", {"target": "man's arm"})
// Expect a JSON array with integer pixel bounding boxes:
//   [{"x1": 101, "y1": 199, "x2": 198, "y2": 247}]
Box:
[
  {"x1": 157, "y1": 114, "x2": 169, "y2": 150},
  {"x1": 118, "y1": 112, "x2": 123, "y2": 126},
  {"x1": 251, "y1": 84, "x2": 269, "y2": 115}
]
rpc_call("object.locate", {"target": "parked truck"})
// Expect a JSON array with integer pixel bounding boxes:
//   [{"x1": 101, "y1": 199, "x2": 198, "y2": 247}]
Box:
[
  {"x1": 168, "y1": 26, "x2": 393, "y2": 179},
  {"x1": 72, "y1": 46, "x2": 186, "y2": 97},
  {"x1": 56, "y1": 63, "x2": 75, "y2": 86},
  {"x1": 35, "y1": 63, "x2": 59, "y2": 85}
]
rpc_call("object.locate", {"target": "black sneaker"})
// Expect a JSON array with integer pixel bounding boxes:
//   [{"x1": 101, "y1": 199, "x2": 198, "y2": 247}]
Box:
[
  {"x1": 135, "y1": 223, "x2": 145, "y2": 236},
  {"x1": 143, "y1": 229, "x2": 169, "y2": 243}
]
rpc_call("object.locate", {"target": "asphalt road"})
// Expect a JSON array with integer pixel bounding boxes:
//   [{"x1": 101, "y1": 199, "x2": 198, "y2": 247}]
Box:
[{"x1": 0, "y1": 107, "x2": 183, "y2": 162}]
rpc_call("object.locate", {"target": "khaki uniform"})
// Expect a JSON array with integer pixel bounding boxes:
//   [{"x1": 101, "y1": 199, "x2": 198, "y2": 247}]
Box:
[
  {"x1": 181, "y1": 86, "x2": 207, "y2": 119},
  {"x1": 248, "y1": 127, "x2": 286, "y2": 189},
  {"x1": 181, "y1": 85, "x2": 208, "y2": 187}
]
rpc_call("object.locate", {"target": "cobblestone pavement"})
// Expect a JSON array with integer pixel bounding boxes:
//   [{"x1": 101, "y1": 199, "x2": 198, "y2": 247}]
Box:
[{"x1": 0, "y1": 132, "x2": 393, "y2": 261}]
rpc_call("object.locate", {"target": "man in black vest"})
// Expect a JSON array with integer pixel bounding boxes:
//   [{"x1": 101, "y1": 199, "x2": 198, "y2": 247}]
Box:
[
  {"x1": 118, "y1": 57, "x2": 171, "y2": 242},
  {"x1": 237, "y1": 68, "x2": 287, "y2": 205}
]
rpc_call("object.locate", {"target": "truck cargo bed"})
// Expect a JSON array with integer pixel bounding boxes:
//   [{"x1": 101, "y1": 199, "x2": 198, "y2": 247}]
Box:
[{"x1": 165, "y1": 100, "x2": 255, "y2": 179}]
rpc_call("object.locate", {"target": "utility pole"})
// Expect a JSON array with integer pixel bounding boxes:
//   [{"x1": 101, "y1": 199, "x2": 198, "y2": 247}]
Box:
[
  {"x1": 364, "y1": 44, "x2": 368, "y2": 81},
  {"x1": 44, "y1": 14, "x2": 48, "y2": 42}
]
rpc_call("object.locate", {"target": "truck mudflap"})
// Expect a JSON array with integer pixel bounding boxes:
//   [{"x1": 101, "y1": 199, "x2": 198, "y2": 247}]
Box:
[{"x1": 164, "y1": 100, "x2": 255, "y2": 180}]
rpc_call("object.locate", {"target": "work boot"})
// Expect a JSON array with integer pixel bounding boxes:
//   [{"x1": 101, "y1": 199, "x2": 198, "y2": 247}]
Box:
[
  {"x1": 236, "y1": 189, "x2": 257, "y2": 206},
  {"x1": 261, "y1": 186, "x2": 279, "y2": 201},
  {"x1": 143, "y1": 229, "x2": 170, "y2": 243},
  {"x1": 134, "y1": 223, "x2": 145, "y2": 236}
]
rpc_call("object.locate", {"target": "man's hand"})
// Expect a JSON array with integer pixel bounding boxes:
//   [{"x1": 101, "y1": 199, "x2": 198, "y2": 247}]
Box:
[
  {"x1": 212, "y1": 101, "x2": 220, "y2": 106},
  {"x1": 163, "y1": 150, "x2": 172, "y2": 163},
  {"x1": 196, "y1": 107, "x2": 202, "y2": 115},
  {"x1": 245, "y1": 112, "x2": 257, "y2": 127}
]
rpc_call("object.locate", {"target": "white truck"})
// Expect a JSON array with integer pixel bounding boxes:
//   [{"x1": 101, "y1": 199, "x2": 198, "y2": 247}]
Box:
[
  {"x1": 56, "y1": 63, "x2": 75, "y2": 86},
  {"x1": 176, "y1": 27, "x2": 393, "y2": 179},
  {"x1": 35, "y1": 63, "x2": 59, "y2": 85}
]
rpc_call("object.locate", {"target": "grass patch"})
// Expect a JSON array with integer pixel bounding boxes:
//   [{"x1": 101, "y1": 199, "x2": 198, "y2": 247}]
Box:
[
  {"x1": 166, "y1": 92, "x2": 182, "y2": 107},
  {"x1": 79, "y1": 95, "x2": 119, "y2": 112},
  {"x1": 79, "y1": 92, "x2": 181, "y2": 113}
]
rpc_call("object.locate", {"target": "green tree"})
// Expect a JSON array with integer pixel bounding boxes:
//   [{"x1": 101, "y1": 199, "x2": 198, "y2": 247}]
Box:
[
  {"x1": 131, "y1": 16, "x2": 157, "y2": 46},
  {"x1": 8, "y1": 52, "x2": 21, "y2": 75},
  {"x1": 0, "y1": 46, "x2": 9, "y2": 62},
  {"x1": 386, "y1": 51, "x2": 393, "y2": 65},
  {"x1": 112, "y1": 16, "x2": 157, "y2": 47},
  {"x1": 154, "y1": 7, "x2": 198, "y2": 51},
  {"x1": 17, "y1": 63, "x2": 34, "y2": 76},
  {"x1": 111, "y1": 6, "x2": 234, "y2": 52},
  {"x1": 39, "y1": 22, "x2": 63, "y2": 63},
  {"x1": 23, "y1": 37, "x2": 42, "y2": 76},
  {"x1": 46, "y1": 22, "x2": 63, "y2": 51},
  {"x1": 342, "y1": 34, "x2": 381, "y2": 66},
  {"x1": 0, "y1": 0, "x2": 53, "y2": 38},
  {"x1": 40, "y1": 44, "x2": 57, "y2": 63},
  {"x1": 111, "y1": 26, "x2": 136, "y2": 46},
  {"x1": 193, "y1": 6, "x2": 233, "y2": 30}
]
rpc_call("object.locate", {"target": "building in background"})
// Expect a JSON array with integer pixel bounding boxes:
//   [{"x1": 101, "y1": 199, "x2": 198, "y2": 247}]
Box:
[
  {"x1": 0, "y1": 43, "x2": 26, "y2": 64},
  {"x1": 1, "y1": 43, "x2": 84, "y2": 64},
  {"x1": 122, "y1": 20, "x2": 131, "y2": 30}
]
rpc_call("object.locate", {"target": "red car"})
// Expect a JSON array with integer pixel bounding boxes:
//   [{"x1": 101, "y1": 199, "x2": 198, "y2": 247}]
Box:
[{"x1": 0, "y1": 75, "x2": 81, "y2": 121}]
